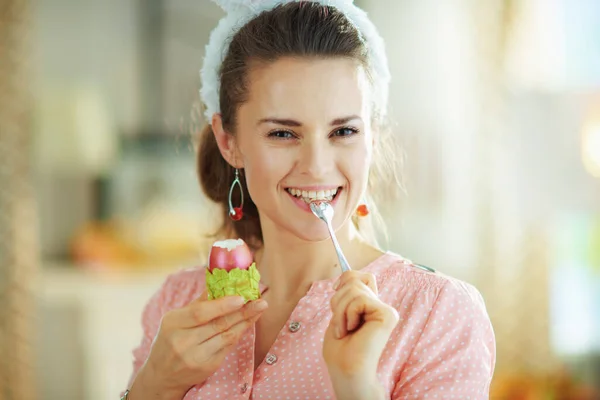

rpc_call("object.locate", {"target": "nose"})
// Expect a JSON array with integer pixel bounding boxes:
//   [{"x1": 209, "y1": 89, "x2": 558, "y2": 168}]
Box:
[{"x1": 296, "y1": 137, "x2": 334, "y2": 178}]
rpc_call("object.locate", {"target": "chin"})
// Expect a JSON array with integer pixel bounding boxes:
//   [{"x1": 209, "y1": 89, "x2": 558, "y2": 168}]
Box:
[
  {"x1": 280, "y1": 213, "x2": 351, "y2": 244},
  {"x1": 256, "y1": 188, "x2": 354, "y2": 243},
  {"x1": 289, "y1": 224, "x2": 332, "y2": 243}
]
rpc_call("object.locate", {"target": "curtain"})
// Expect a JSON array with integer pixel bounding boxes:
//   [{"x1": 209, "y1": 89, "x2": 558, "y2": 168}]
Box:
[{"x1": 0, "y1": 0, "x2": 38, "y2": 399}]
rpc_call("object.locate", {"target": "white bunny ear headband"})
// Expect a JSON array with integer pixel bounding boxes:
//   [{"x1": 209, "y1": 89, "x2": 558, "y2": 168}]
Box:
[{"x1": 199, "y1": 0, "x2": 391, "y2": 123}]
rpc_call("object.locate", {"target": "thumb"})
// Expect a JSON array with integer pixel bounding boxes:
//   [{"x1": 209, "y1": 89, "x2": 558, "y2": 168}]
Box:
[{"x1": 192, "y1": 290, "x2": 209, "y2": 303}]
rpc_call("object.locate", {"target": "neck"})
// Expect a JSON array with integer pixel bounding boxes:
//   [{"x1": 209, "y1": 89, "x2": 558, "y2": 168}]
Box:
[{"x1": 254, "y1": 218, "x2": 381, "y2": 299}]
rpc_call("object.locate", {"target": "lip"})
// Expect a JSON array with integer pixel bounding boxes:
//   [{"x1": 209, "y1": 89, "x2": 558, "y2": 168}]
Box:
[
  {"x1": 286, "y1": 187, "x2": 343, "y2": 213},
  {"x1": 284, "y1": 185, "x2": 342, "y2": 191}
]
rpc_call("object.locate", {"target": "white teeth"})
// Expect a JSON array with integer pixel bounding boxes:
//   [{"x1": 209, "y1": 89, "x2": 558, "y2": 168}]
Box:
[{"x1": 287, "y1": 187, "x2": 340, "y2": 203}]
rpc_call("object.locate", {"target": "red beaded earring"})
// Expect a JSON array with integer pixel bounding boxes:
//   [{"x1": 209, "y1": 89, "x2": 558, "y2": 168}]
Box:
[
  {"x1": 356, "y1": 203, "x2": 369, "y2": 217},
  {"x1": 228, "y1": 169, "x2": 244, "y2": 221}
]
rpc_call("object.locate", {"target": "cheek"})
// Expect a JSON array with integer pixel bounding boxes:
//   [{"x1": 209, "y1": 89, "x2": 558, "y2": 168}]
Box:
[
  {"x1": 344, "y1": 138, "x2": 372, "y2": 180},
  {"x1": 241, "y1": 147, "x2": 290, "y2": 195},
  {"x1": 347, "y1": 153, "x2": 371, "y2": 187}
]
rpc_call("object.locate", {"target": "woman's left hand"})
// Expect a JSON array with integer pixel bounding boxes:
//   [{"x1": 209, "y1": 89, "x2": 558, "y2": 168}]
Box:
[{"x1": 323, "y1": 270, "x2": 399, "y2": 399}]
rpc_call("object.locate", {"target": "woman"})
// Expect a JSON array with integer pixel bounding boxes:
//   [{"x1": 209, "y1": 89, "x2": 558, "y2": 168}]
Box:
[{"x1": 123, "y1": 1, "x2": 496, "y2": 399}]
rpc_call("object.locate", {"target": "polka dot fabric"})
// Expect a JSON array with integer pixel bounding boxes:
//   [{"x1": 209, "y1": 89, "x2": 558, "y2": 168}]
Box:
[{"x1": 125, "y1": 252, "x2": 496, "y2": 399}]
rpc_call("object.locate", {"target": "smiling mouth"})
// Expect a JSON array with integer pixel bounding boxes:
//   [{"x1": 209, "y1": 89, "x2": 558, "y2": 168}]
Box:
[{"x1": 285, "y1": 187, "x2": 342, "y2": 204}]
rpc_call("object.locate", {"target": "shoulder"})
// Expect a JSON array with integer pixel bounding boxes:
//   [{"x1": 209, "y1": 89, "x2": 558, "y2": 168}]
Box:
[
  {"x1": 376, "y1": 254, "x2": 496, "y2": 394},
  {"x1": 372, "y1": 252, "x2": 494, "y2": 353},
  {"x1": 371, "y1": 252, "x2": 488, "y2": 314},
  {"x1": 146, "y1": 265, "x2": 208, "y2": 316}
]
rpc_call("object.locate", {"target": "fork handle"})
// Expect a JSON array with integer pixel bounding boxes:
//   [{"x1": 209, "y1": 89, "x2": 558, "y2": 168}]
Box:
[{"x1": 326, "y1": 221, "x2": 351, "y2": 273}]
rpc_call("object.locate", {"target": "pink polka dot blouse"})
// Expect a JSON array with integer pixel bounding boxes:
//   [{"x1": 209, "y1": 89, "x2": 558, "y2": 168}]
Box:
[{"x1": 126, "y1": 252, "x2": 496, "y2": 399}]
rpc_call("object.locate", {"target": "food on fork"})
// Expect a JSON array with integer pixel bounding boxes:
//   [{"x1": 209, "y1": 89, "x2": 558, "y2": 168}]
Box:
[{"x1": 206, "y1": 239, "x2": 261, "y2": 302}]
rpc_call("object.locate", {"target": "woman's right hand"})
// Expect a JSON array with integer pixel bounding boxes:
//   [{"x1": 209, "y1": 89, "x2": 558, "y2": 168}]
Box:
[{"x1": 128, "y1": 293, "x2": 268, "y2": 400}]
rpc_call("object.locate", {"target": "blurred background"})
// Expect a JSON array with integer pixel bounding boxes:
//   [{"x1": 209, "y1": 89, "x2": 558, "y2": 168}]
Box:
[{"x1": 1, "y1": 0, "x2": 599, "y2": 399}]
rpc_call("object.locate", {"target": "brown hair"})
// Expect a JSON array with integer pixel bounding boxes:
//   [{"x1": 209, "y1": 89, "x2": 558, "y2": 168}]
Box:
[{"x1": 198, "y1": 2, "x2": 401, "y2": 250}]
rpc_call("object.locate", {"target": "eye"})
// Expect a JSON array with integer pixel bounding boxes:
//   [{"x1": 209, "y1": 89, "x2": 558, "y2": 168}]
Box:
[
  {"x1": 268, "y1": 130, "x2": 296, "y2": 139},
  {"x1": 331, "y1": 126, "x2": 359, "y2": 137}
]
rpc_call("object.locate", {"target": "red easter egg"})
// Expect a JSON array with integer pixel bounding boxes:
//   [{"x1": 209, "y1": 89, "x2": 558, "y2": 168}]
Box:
[{"x1": 208, "y1": 239, "x2": 253, "y2": 272}]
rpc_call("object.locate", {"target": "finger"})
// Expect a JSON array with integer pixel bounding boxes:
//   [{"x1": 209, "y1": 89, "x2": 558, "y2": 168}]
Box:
[
  {"x1": 197, "y1": 290, "x2": 209, "y2": 302},
  {"x1": 333, "y1": 271, "x2": 377, "y2": 295},
  {"x1": 330, "y1": 282, "x2": 371, "y2": 337},
  {"x1": 330, "y1": 285, "x2": 348, "y2": 339},
  {"x1": 186, "y1": 290, "x2": 210, "y2": 305},
  {"x1": 331, "y1": 284, "x2": 373, "y2": 338},
  {"x1": 345, "y1": 293, "x2": 370, "y2": 332},
  {"x1": 346, "y1": 294, "x2": 399, "y2": 334},
  {"x1": 203, "y1": 312, "x2": 263, "y2": 365},
  {"x1": 172, "y1": 295, "x2": 246, "y2": 329},
  {"x1": 201, "y1": 311, "x2": 262, "y2": 355},
  {"x1": 330, "y1": 301, "x2": 347, "y2": 340},
  {"x1": 194, "y1": 299, "x2": 268, "y2": 343}
]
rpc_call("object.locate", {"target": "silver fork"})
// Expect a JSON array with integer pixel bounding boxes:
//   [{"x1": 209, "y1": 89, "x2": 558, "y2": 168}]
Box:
[{"x1": 309, "y1": 201, "x2": 351, "y2": 273}]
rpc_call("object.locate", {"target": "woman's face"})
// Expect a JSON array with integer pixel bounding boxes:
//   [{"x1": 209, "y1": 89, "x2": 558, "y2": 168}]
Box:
[{"x1": 223, "y1": 57, "x2": 373, "y2": 241}]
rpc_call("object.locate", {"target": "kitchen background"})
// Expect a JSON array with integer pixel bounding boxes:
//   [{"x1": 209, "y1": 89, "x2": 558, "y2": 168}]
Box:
[{"x1": 1, "y1": 0, "x2": 599, "y2": 399}]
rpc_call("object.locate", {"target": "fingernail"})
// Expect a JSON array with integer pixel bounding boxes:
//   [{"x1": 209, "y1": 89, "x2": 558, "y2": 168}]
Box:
[
  {"x1": 228, "y1": 296, "x2": 245, "y2": 307},
  {"x1": 335, "y1": 326, "x2": 343, "y2": 339},
  {"x1": 253, "y1": 300, "x2": 268, "y2": 311},
  {"x1": 333, "y1": 280, "x2": 340, "y2": 290}
]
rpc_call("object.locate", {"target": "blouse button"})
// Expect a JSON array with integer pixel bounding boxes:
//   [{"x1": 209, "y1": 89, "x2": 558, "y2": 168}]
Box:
[
  {"x1": 289, "y1": 321, "x2": 301, "y2": 332},
  {"x1": 265, "y1": 353, "x2": 278, "y2": 365},
  {"x1": 241, "y1": 383, "x2": 249, "y2": 393}
]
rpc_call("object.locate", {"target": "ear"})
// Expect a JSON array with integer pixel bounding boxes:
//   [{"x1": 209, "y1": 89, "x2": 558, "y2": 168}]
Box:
[{"x1": 212, "y1": 113, "x2": 244, "y2": 168}]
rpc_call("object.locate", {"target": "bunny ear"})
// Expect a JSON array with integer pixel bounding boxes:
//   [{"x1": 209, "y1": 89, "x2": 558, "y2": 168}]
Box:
[
  {"x1": 210, "y1": 0, "x2": 263, "y2": 13},
  {"x1": 211, "y1": 0, "x2": 355, "y2": 13}
]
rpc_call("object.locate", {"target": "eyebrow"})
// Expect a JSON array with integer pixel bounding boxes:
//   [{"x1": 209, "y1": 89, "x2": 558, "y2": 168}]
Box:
[{"x1": 257, "y1": 115, "x2": 362, "y2": 127}]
